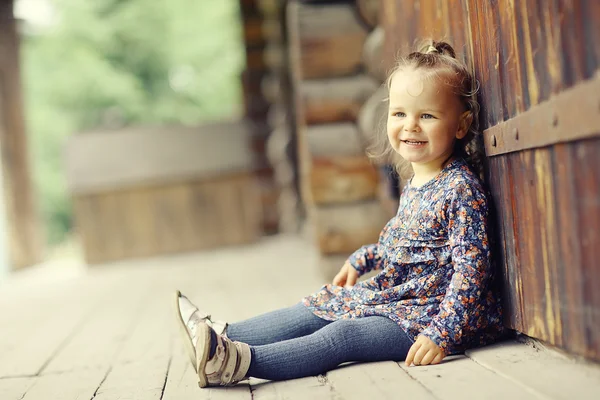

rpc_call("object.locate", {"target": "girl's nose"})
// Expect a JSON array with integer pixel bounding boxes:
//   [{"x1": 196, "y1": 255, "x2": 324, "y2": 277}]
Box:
[{"x1": 404, "y1": 118, "x2": 420, "y2": 132}]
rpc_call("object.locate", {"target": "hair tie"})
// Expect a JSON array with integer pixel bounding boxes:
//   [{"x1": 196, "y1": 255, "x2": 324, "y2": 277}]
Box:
[{"x1": 425, "y1": 45, "x2": 438, "y2": 54}]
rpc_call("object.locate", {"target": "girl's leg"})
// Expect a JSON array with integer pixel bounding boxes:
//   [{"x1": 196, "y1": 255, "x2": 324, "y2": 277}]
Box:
[
  {"x1": 248, "y1": 316, "x2": 413, "y2": 381},
  {"x1": 226, "y1": 303, "x2": 330, "y2": 346}
]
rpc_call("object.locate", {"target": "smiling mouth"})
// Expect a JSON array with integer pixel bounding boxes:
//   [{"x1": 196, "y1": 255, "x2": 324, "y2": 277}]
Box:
[{"x1": 402, "y1": 140, "x2": 427, "y2": 145}]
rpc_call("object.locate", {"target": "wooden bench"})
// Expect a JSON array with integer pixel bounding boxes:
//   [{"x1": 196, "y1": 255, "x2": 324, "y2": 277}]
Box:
[{"x1": 65, "y1": 122, "x2": 262, "y2": 264}]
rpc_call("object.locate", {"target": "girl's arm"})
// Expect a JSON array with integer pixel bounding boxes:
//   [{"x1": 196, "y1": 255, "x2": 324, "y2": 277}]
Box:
[
  {"x1": 346, "y1": 221, "x2": 390, "y2": 276},
  {"x1": 420, "y1": 182, "x2": 491, "y2": 354}
]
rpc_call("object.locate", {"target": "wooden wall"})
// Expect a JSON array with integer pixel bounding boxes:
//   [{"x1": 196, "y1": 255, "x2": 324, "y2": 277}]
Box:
[
  {"x1": 0, "y1": 0, "x2": 43, "y2": 269},
  {"x1": 382, "y1": 0, "x2": 600, "y2": 361},
  {"x1": 287, "y1": 0, "x2": 392, "y2": 279}
]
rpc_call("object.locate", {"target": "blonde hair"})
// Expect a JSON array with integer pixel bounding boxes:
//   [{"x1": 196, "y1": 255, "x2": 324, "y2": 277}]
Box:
[{"x1": 368, "y1": 40, "x2": 483, "y2": 179}]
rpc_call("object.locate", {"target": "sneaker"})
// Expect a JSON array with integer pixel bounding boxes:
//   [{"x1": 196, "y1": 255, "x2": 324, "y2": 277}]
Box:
[
  {"x1": 196, "y1": 323, "x2": 251, "y2": 387},
  {"x1": 174, "y1": 290, "x2": 250, "y2": 387}
]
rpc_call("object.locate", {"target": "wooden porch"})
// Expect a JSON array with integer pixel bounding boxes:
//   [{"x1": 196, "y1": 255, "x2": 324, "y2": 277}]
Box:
[{"x1": 1, "y1": 235, "x2": 599, "y2": 400}]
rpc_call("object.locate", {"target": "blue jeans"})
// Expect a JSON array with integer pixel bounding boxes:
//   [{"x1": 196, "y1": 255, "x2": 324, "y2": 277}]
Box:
[{"x1": 226, "y1": 303, "x2": 413, "y2": 381}]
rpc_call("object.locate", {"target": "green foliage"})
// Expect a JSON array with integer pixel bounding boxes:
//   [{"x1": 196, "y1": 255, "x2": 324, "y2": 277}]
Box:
[{"x1": 22, "y1": 0, "x2": 245, "y2": 245}]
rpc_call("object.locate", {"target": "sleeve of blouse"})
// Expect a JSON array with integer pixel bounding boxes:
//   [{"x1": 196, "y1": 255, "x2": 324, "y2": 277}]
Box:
[
  {"x1": 346, "y1": 221, "x2": 390, "y2": 276},
  {"x1": 420, "y1": 182, "x2": 491, "y2": 354}
]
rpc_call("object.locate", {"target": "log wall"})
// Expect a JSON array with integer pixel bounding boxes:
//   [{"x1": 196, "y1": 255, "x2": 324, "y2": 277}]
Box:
[
  {"x1": 287, "y1": 0, "x2": 392, "y2": 278},
  {"x1": 382, "y1": 0, "x2": 600, "y2": 361}
]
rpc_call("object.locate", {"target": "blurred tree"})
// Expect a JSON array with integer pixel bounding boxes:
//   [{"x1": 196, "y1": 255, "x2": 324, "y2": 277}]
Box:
[{"x1": 21, "y1": 0, "x2": 245, "y2": 245}]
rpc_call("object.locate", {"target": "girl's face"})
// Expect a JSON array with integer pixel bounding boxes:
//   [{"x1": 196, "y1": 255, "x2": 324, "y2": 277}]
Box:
[{"x1": 387, "y1": 68, "x2": 470, "y2": 170}]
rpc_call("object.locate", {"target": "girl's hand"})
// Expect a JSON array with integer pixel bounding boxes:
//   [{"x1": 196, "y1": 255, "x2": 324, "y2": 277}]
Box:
[
  {"x1": 332, "y1": 262, "x2": 359, "y2": 288},
  {"x1": 405, "y1": 335, "x2": 445, "y2": 367}
]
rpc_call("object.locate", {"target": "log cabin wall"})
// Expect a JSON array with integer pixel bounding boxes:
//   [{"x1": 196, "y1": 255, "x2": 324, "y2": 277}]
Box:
[
  {"x1": 286, "y1": 0, "x2": 393, "y2": 277},
  {"x1": 239, "y1": 0, "x2": 281, "y2": 234},
  {"x1": 0, "y1": 0, "x2": 43, "y2": 269},
  {"x1": 382, "y1": 0, "x2": 600, "y2": 361}
]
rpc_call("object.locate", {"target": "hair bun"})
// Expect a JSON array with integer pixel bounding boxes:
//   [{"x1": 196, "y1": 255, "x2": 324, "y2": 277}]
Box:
[
  {"x1": 421, "y1": 41, "x2": 457, "y2": 58},
  {"x1": 433, "y1": 41, "x2": 456, "y2": 58}
]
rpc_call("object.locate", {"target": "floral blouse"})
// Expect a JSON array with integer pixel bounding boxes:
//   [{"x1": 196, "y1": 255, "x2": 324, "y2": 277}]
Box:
[{"x1": 302, "y1": 159, "x2": 505, "y2": 355}]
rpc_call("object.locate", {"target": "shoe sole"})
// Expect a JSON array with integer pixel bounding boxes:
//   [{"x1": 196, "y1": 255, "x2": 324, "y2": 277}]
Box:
[
  {"x1": 195, "y1": 323, "x2": 211, "y2": 388},
  {"x1": 173, "y1": 290, "x2": 209, "y2": 388}
]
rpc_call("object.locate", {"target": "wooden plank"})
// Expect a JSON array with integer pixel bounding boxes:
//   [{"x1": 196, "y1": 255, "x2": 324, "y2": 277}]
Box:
[
  {"x1": 0, "y1": 377, "x2": 35, "y2": 400},
  {"x1": 305, "y1": 123, "x2": 364, "y2": 157},
  {"x1": 362, "y1": 26, "x2": 386, "y2": 83},
  {"x1": 93, "y1": 360, "x2": 169, "y2": 400},
  {"x1": 356, "y1": 0, "x2": 380, "y2": 30},
  {"x1": 42, "y1": 277, "x2": 152, "y2": 374},
  {"x1": 0, "y1": 287, "x2": 101, "y2": 377},
  {"x1": 287, "y1": 1, "x2": 368, "y2": 79},
  {"x1": 163, "y1": 350, "x2": 251, "y2": 399},
  {"x1": 19, "y1": 369, "x2": 106, "y2": 400},
  {"x1": 74, "y1": 174, "x2": 262, "y2": 264},
  {"x1": 573, "y1": 139, "x2": 600, "y2": 361},
  {"x1": 310, "y1": 156, "x2": 379, "y2": 204},
  {"x1": 487, "y1": 155, "x2": 524, "y2": 331},
  {"x1": 326, "y1": 361, "x2": 436, "y2": 399},
  {"x1": 552, "y1": 143, "x2": 587, "y2": 357},
  {"x1": 0, "y1": 269, "x2": 126, "y2": 377},
  {"x1": 311, "y1": 200, "x2": 388, "y2": 255},
  {"x1": 400, "y1": 355, "x2": 541, "y2": 399},
  {"x1": 484, "y1": 74, "x2": 600, "y2": 156},
  {"x1": 300, "y1": 76, "x2": 379, "y2": 125},
  {"x1": 357, "y1": 85, "x2": 387, "y2": 148},
  {"x1": 65, "y1": 122, "x2": 254, "y2": 194},
  {"x1": 251, "y1": 376, "x2": 336, "y2": 400},
  {"x1": 466, "y1": 340, "x2": 600, "y2": 400}
]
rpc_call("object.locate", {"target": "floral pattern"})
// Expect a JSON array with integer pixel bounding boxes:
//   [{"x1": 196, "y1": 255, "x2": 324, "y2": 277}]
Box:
[{"x1": 302, "y1": 159, "x2": 505, "y2": 355}]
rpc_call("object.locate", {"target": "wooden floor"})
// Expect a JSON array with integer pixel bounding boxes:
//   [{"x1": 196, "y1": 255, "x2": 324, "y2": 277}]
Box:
[{"x1": 1, "y1": 234, "x2": 599, "y2": 400}]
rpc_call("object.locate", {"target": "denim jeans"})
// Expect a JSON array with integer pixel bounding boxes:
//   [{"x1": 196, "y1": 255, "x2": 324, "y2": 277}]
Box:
[{"x1": 226, "y1": 303, "x2": 413, "y2": 381}]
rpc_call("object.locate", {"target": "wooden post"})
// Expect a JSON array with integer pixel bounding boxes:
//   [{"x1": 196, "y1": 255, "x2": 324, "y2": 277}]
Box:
[{"x1": 0, "y1": 0, "x2": 43, "y2": 269}]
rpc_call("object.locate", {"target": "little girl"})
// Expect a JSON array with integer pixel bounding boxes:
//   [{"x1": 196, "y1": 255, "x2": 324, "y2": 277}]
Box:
[{"x1": 174, "y1": 40, "x2": 505, "y2": 388}]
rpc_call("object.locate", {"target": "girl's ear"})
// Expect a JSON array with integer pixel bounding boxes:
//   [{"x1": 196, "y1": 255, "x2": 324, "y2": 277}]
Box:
[{"x1": 456, "y1": 111, "x2": 473, "y2": 139}]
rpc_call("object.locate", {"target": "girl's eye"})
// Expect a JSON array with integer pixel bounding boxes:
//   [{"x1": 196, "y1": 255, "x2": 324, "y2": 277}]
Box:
[
  {"x1": 421, "y1": 114, "x2": 435, "y2": 119},
  {"x1": 394, "y1": 112, "x2": 405, "y2": 117}
]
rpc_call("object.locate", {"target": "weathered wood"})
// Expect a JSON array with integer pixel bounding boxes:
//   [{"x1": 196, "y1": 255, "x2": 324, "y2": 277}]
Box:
[
  {"x1": 264, "y1": 42, "x2": 285, "y2": 71},
  {"x1": 243, "y1": 16, "x2": 265, "y2": 47},
  {"x1": 300, "y1": 76, "x2": 379, "y2": 125},
  {"x1": 357, "y1": 84, "x2": 388, "y2": 150},
  {"x1": 0, "y1": 1, "x2": 43, "y2": 269},
  {"x1": 93, "y1": 360, "x2": 170, "y2": 400},
  {"x1": 310, "y1": 156, "x2": 379, "y2": 204},
  {"x1": 287, "y1": 1, "x2": 368, "y2": 79},
  {"x1": 1, "y1": 236, "x2": 599, "y2": 399},
  {"x1": 466, "y1": 340, "x2": 600, "y2": 400},
  {"x1": 65, "y1": 123, "x2": 255, "y2": 194},
  {"x1": 383, "y1": 0, "x2": 600, "y2": 362},
  {"x1": 16, "y1": 369, "x2": 106, "y2": 400},
  {"x1": 165, "y1": 351, "x2": 252, "y2": 399},
  {"x1": 326, "y1": 361, "x2": 436, "y2": 399},
  {"x1": 310, "y1": 200, "x2": 388, "y2": 255},
  {"x1": 73, "y1": 173, "x2": 262, "y2": 264},
  {"x1": 305, "y1": 123, "x2": 364, "y2": 157},
  {"x1": 484, "y1": 74, "x2": 600, "y2": 156},
  {"x1": 362, "y1": 26, "x2": 386, "y2": 82},
  {"x1": 251, "y1": 376, "x2": 335, "y2": 400},
  {"x1": 0, "y1": 377, "x2": 35, "y2": 400},
  {"x1": 572, "y1": 139, "x2": 600, "y2": 361},
  {"x1": 41, "y1": 278, "x2": 152, "y2": 373},
  {"x1": 302, "y1": 123, "x2": 379, "y2": 204},
  {"x1": 400, "y1": 355, "x2": 538, "y2": 399},
  {"x1": 0, "y1": 288, "x2": 95, "y2": 376},
  {"x1": 356, "y1": 0, "x2": 381, "y2": 30}
]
